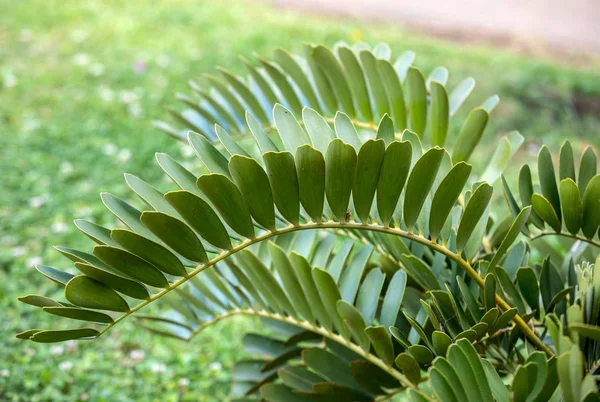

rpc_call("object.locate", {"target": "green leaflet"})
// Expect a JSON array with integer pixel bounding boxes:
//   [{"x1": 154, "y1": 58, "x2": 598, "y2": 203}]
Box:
[
  {"x1": 559, "y1": 179, "x2": 582, "y2": 235},
  {"x1": 337, "y1": 300, "x2": 370, "y2": 350},
  {"x1": 229, "y1": 155, "x2": 275, "y2": 230},
  {"x1": 578, "y1": 146, "x2": 597, "y2": 197},
  {"x1": 29, "y1": 328, "x2": 100, "y2": 344},
  {"x1": 518, "y1": 164, "x2": 545, "y2": 229},
  {"x1": 246, "y1": 111, "x2": 278, "y2": 153},
  {"x1": 355, "y1": 268, "x2": 385, "y2": 324},
  {"x1": 379, "y1": 270, "x2": 407, "y2": 330},
  {"x1": 111, "y1": 229, "x2": 187, "y2": 277},
  {"x1": 537, "y1": 145, "x2": 562, "y2": 221},
  {"x1": 156, "y1": 152, "x2": 203, "y2": 196},
  {"x1": 377, "y1": 59, "x2": 407, "y2": 131},
  {"x1": 217, "y1": 67, "x2": 268, "y2": 124},
  {"x1": 325, "y1": 139, "x2": 357, "y2": 222},
  {"x1": 268, "y1": 242, "x2": 313, "y2": 322},
  {"x1": 400, "y1": 254, "x2": 440, "y2": 290},
  {"x1": 375, "y1": 114, "x2": 394, "y2": 146},
  {"x1": 273, "y1": 48, "x2": 320, "y2": 109},
  {"x1": 405, "y1": 67, "x2": 427, "y2": 137},
  {"x1": 456, "y1": 183, "x2": 493, "y2": 253},
  {"x1": 487, "y1": 207, "x2": 531, "y2": 272},
  {"x1": 43, "y1": 307, "x2": 114, "y2": 324},
  {"x1": 93, "y1": 245, "x2": 169, "y2": 288},
  {"x1": 429, "y1": 162, "x2": 472, "y2": 241},
  {"x1": 365, "y1": 326, "x2": 395, "y2": 366},
  {"x1": 263, "y1": 152, "x2": 300, "y2": 225},
  {"x1": 376, "y1": 140, "x2": 412, "y2": 227},
  {"x1": 429, "y1": 81, "x2": 449, "y2": 146},
  {"x1": 559, "y1": 140, "x2": 576, "y2": 181},
  {"x1": 312, "y1": 45, "x2": 356, "y2": 117},
  {"x1": 353, "y1": 139, "x2": 385, "y2": 223},
  {"x1": 295, "y1": 145, "x2": 326, "y2": 223},
  {"x1": 531, "y1": 194, "x2": 562, "y2": 233},
  {"x1": 65, "y1": 275, "x2": 129, "y2": 312},
  {"x1": 73, "y1": 262, "x2": 149, "y2": 300},
  {"x1": 581, "y1": 174, "x2": 600, "y2": 238},
  {"x1": 302, "y1": 107, "x2": 335, "y2": 154},
  {"x1": 165, "y1": 190, "x2": 232, "y2": 250},
  {"x1": 18, "y1": 295, "x2": 62, "y2": 308},
  {"x1": 257, "y1": 58, "x2": 303, "y2": 115},
  {"x1": 359, "y1": 49, "x2": 388, "y2": 120},
  {"x1": 303, "y1": 44, "x2": 337, "y2": 114},
  {"x1": 337, "y1": 46, "x2": 372, "y2": 122},
  {"x1": 214, "y1": 124, "x2": 250, "y2": 157},
  {"x1": 197, "y1": 173, "x2": 255, "y2": 239},
  {"x1": 273, "y1": 104, "x2": 311, "y2": 152},
  {"x1": 312, "y1": 267, "x2": 348, "y2": 338},
  {"x1": 125, "y1": 174, "x2": 180, "y2": 217},
  {"x1": 394, "y1": 353, "x2": 421, "y2": 385},
  {"x1": 334, "y1": 112, "x2": 362, "y2": 150},
  {"x1": 403, "y1": 147, "x2": 444, "y2": 232},
  {"x1": 74, "y1": 219, "x2": 118, "y2": 246},
  {"x1": 187, "y1": 131, "x2": 230, "y2": 176},
  {"x1": 452, "y1": 108, "x2": 489, "y2": 163},
  {"x1": 290, "y1": 252, "x2": 332, "y2": 330},
  {"x1": 516, "y1": 267, "x2": 540, "y2": 314},
  {"x1": 140, "y1": 211, "x2": 208, "y2": 263},
  {"x1": 36, "y1": 265, "x2": 74, "y2": 286}
]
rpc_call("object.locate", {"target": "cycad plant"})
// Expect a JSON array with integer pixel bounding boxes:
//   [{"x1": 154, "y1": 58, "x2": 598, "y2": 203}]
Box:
[{"x1": 17, "y1": 43, "x2": 600, "y2": 401}]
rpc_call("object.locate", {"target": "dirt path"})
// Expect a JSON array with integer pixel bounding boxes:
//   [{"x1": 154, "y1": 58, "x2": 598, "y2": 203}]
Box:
[{"x1": 261, "y1": 0, "x2": 600, "y2": 54}]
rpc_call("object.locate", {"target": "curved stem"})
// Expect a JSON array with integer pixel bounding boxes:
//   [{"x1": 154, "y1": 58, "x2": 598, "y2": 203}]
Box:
[
  {"x1": 95, "y1": 222, "x2": 553, "y2": 356},
  {"x1": 184, "y1": 308, "x2": 417, "y2": 389},
  {"x1": 530, "y1": 232, "x2": 600, "y2": 249}
]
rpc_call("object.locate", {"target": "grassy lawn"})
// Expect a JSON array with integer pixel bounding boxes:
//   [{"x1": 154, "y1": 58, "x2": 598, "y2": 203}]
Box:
[{"x1": 1, "y1": 0, "x2": 599, "y2": 400}]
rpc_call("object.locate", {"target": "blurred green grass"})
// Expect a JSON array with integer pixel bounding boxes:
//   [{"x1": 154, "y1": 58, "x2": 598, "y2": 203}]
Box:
[{"x1": 1, "y1": 0, "x2": 599, "y2": 400}]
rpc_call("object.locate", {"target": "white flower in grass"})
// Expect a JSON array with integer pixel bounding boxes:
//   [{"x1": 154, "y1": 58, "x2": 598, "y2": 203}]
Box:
[
  {"x1": 178, "y1": 377, "x2": 190, "y2": 387},
  {"x1": 0, "y1": 369, "x2": 9, "y2": 377},
  {"x1": 51, "y1": 345, "x2": 65, "y2": 356},
  {"x1": 11, "y1": 246, "x2": 27, "y2": 257},
  {"x1": 127, "y1": 103, "x2": 143, "y2": 119},
  {"x1": 28, "y1": 195, "x2": 47, "y2": 209},
  {"x1": 119, "y1": 90, "x2": 138, "y2": 104},
  {"x1": 151, "y1": 363, "x2": 166, "y2": 373},
  {"x1": 26, "y1": 256, "x2": 42, "y2": 268},
  {"x1": 102, "y1": 143, "x2": 118, "y2": 156},
  {"x1": 88, "y1": 63, "x2": 105, "y2": 77},
  {"x1": 60, "y1": 161, "x2": 74, "y2": 175},
  {"x1": 208, "y1": 362, "x2": 222, "y2": 372},
  {"x1": 73, "y1": 53, "x2": 90, "y2": 66},
  {"x1": 52, "y1": 221, "x2": 68, "y2": 233},
  {"x1": 99, "y1": 87, "x2": 115, "y2": 102},
  {"x1": 118, "y1": 148, "x2": 132, "y2": 163},
  {"x1": 59, "y1": 361, "x2": 73, "y2": 371},
  {"x1": 129, "y1": 349, "x2": 145, "y2": 361}
]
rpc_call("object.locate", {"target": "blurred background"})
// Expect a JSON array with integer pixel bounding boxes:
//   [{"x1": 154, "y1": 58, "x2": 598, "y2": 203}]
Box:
[{"x1": 1, "y1": 0, "x2": 598, "y2": 401}]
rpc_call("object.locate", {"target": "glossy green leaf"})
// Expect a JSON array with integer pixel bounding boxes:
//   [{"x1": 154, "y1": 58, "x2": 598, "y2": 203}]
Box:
[
  {"x1": 405, "y1": 67, "x2": 427, "y2": 137},
  {"x1": 273, "y1": 104, "x2": 311, "y2": 152},
  {"x1": 395, "y1": 353, "x2": 421, "y2": 385},
  {"x1": 404, "y1": 147, "x2": 444, "y2": 231},
  {"x1": 197, "y1": 174, "x2": 255, "y2": 239},
  {"x1": 488, "y1": 207, "x2": 531, "y2": 271},
  {"x1": 140, "y1": 211, "x2": 208, "y2": 264},
  {"x1": 430, "y1": 162, "x2": 472, "y2": 241},
  {"x1": 516, "y1": 267, "x2": 540, "y2": 314},
  {"x1": 337, "y1": 47, "x2": 372, "y2": 121},
  {"x1": 360, "y1": 50, "x2": 388, "y2": 120},
  {"x1": 156, "y1": 152, "x2": 203, "y2": 196},
  {"x1": 581, "y1": 174, "x2": 600, "y2": 238},
  {"x1": 379, "y1": 270, "x2": 407, "y2": 330},
  {"x1": 302, "y1": 348, "x2": 360, "y2": 390},
  {"x1": 35, "y1": 265, "x2": 74, "y2": 286},
  {"x1": 165, "y1": 190, "x2": 232, "y2": 250},
  {"x1": 65, "y1": 275, "x2": 129, "y2": 312},
  {"x1": 214, "y1": 124, "x2": 250, "y2": 157},
  {"x1": 432, "y1": 331, "x2": 452, "y2": 356},
  {"x1": 273, "y1": 48, "x2": 320, "y2": 108},
  {"x1": 560, "y1": 178, "x2": 583, "y2": 234},
  {"x1": 18, "y1": 295, "x2": 62, "y2": 308},
  {"x1": 355, "y1": 268, "x2": 385, "y2": 323},
  {"x1": 43, "y1": 307, "x2": 114, "y2": 324},
  {"x1": 377, "y1": 59, "x2": 407, "y2": 131},
  {"x1": 452, "y1": 108, "x2": 489, "y2": 163},
  {"x1": 94, "y1": 245, "x2": 169, "y2": 288},
  {"x1": 337, "y1": 300, "x2": 370, "y2": 350},
  {"x1": 188, "y1": 131, "x2": 230, "y2": 176},
  {"x1": 111, "y1": 229, "x2": 187, "y2": 277},
  {"x1": 217, "y1": 67, "x2": 268, "y2": 123},
  {"x1": 365, "y1": 326, "x2": 394, "y2": 366},
  {"x1": 353, "y1": 139, "x2": 385, "y2": 223},
  {"x1": 257, "y1": 58, "x2": 302, "y2": 115},
  {"x1": 334, "y1": 112, "x2": 361, "y2": 150},
  {"x1": 295, "y1": 145, "x2": 326, "y2": 222},
  {"x1": 377, "y1": 140, "x2": 412, "y2": 226},
  {"x1": 325, "y1": 139, "x2": 357, "y2": 222},
  {"x1": 312, "y1": 45, "x2": 355, "y2": 117},
  {"x1": 531, "y1": 194, "x2": 562, "y2": 233},
  {"x1": 518, "y1": 164, "x2": 545, "y2": 229},
  {"x1": 74, "y1": 219, "x2": 119, "y2": 246},
  {"x1": 312, "y1": 267, "x2": 348, "y2": 337},
  {"x1": 73, "y1": 262, "x2": 149, "y2": 300},
  {"x1": 578, "y1": 146, "x2": 597, "y2": 197},
  {"x1": 229, "y1": 155, "x2": 275, "y2": 230},
  {"x1": 375, "y1": 114, "x2": 394, "y2": 146},
  {"x1": 538, "y1": 145, "x2": 562, "y2": 221},
  {"x1": 303, "y1": 44, "x2": 337, "y2": 114},
  {"x1": 30, "y1": 328, "x2": 99, "y2": 343},
  {"x1": 429, "y1": 81, "x2": 449, "y2": 146},
  {"x1": 559, "y1": 140, "x2": 576, "y2": 181},
  {"x1": 400, "y1": 254, "x2": 440, "y2": 290},
  {"x1": 302, "y1": 107, "x2": 335, "y2": 154},
  {"x1": 263, "y1": 151, "x2": 300, "y2": 225}
]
